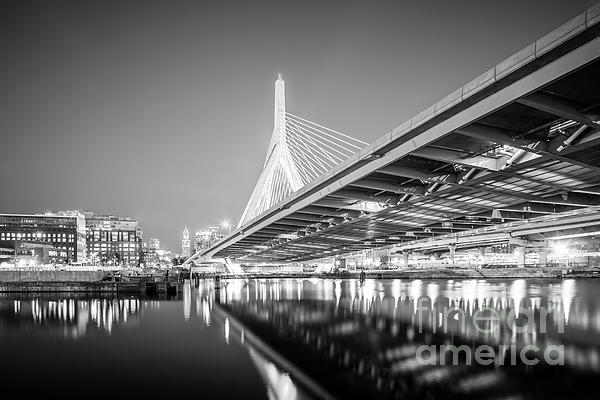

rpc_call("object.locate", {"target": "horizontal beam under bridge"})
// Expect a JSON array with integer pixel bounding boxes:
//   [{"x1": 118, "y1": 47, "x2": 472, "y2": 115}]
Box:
[{"x1": 395, "y1": 206, "x2": 600, "y2": 252}]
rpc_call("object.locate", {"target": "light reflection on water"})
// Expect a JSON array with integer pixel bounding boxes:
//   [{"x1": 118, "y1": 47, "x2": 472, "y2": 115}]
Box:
[
  {"x1": 0, "y1": 296, "x2": 147, "y2": 338},
  {"x1": 217, "y1": 278, "x2": 600, "y2": 399},
  {"x1": 0, "y1": 285, "x2": 299, "y2": 399},
  {"x1": 1, "y1": 278, "x2": 600, "y2": 399},
  {"x1": 219, "y1": 278, "x2": 600, "y2": 342}
]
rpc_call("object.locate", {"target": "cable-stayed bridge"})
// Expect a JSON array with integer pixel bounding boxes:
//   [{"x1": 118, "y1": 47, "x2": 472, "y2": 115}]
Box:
[
  {"x1": 238, "y1": 74, "x2": 367, "y2": 227},
  {"x1": 187, "y1": 5, "x2": 600, "y2": 271}
]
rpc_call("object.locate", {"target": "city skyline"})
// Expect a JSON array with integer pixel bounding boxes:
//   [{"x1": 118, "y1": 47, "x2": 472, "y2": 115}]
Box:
[{"x1": 0, "y1": 0, "x2": 594, "y2": 251}]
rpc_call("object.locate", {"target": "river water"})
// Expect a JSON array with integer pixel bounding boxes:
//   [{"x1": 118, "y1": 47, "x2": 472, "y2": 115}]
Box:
[{"x1": 1, "y1": 278, "x2": 599, "y2": 399}]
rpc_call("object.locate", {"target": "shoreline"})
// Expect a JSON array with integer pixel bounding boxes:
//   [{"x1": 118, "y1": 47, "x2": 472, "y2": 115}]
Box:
[
  {"x1": 1, "y1": 267, "x2": 598, "y2": 292},
  {"x1": 220, "y1": 267, "x2": 600, "y2": 280}
]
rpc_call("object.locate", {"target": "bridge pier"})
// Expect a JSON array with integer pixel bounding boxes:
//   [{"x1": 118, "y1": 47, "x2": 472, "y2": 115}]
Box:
[
  {"x1": 509, "y1": 237, "x2": 529, "y2": 268},
  {"x1": 402, "y1": 252, "x2": 410, "y2": 268},
  {"x1": 447, "y1": 244, "x2": 456, "y2": 267},
  {"x1": 479, "y1": 246, "x2": 487, "y2": 265},
  {"x1": 513, "y1": 246, "x2": 526, "y2": 268},
  {"x1": 538, "y1": 247, "x2": 548, "y2": 267}
]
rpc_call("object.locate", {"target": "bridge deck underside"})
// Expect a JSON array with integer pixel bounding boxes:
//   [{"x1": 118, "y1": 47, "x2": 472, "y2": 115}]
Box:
[{"x1": 208, "y1": 17, "x2": 600, "y2": 263}]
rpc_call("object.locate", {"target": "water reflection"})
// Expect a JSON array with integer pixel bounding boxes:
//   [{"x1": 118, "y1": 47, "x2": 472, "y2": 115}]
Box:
[
  {"x1": 0, "y1": 294, "x2": 151, "y2": 338},
  {"x1": 248, "y1": 348, "x2": 299, "y2": 400},
  {"x1": 189, "y1": 279, "x2": 314, "y2": 399},
  {"x1": 213, "y1": 278, "x2": 600, "y2": 399},
  {"x1": 0, "y1": 286, "x2": 275, "y2": 399},
  {"x1": 2, "y1": 278, "x2": 599, "y2": 399}
]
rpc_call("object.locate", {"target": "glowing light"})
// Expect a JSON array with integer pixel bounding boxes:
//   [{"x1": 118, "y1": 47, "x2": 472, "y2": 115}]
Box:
[
  {"x1": 345, "y1": 201, "x2": 386, "y2": 213},
  {"x1": 183, "y1": 282, "x2": 191, "y2": 320},
  {"x1": 224, "y1": 317, "x2": 230, "y2": 344},
  {"x1": 510, "y1": 279, "x2": 527, "y2": 317},
  {"x1": 551, "y1": 241, "x2": 570, "y2": 256},
  {"x1": 334, "y1": 280, "x2": 342, "y2": 309},
  {"x1": 221, "y1": 220, "x2": 231, "y2": 234},
  {"x1": 561, "y1": 279, "x2": 576, "y2": 325},
  {"x1": 426, "y1": 283, "x2": 439, "y2": 303},
  {"x1": 391, "y1": 280, "x2": 402, "y2": 300}
]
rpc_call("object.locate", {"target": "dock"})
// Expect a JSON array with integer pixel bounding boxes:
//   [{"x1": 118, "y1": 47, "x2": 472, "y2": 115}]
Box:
[{"x1": 0, "y1": 280, "x2": 183, "y2": 294}]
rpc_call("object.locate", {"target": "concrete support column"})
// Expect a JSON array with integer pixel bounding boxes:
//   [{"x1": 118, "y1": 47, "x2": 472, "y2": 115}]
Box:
[
  {"x1": 447, "y1": 244, "x2": 456, "y2": 267},
  {"x1": 371, "y1": 253, "x2": 378, "y2": 269},
  {"x1": 538, "y1": 247, "x2": 548, "y2": 267},
  {"x1": 513, "y1": 246, "x2": 526, "y2": 268},
  {"x1": 377, "y1": 249, "x2": 389, "y2": 267},
  {"x1": 403, "y1": 252, "x2": 410, "y2": 269},
  {"x1": 479, "y1": 246, "x2": 487, "y2": 265},
  {"x1": 429, "y1": 252, "x2": 441, "y2": 268},
  {"x1": 509, "y1": 237, "x2": 529, "y2": 268}
]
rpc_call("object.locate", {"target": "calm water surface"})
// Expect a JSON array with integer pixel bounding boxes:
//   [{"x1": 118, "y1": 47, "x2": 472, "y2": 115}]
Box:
[{"x1": 1, "y1": 278, "x2": 599, "y2": 399}]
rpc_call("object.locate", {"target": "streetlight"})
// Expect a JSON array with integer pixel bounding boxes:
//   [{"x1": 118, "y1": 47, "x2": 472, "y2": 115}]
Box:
[{"x1": 221, "y1": 220, "x2": 231, "y2": 235}]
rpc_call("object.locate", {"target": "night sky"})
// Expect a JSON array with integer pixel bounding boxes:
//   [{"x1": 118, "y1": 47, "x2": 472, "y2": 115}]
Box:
[{"x1": 0, "y1": 0, "x2": 595, "y2": 252}]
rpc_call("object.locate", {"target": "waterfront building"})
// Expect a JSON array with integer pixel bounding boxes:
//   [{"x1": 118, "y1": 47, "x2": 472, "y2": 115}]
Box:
[
  {"x1": 84, "y1": 212, "x2": 142, "y2": 266},
  {"x1": 0, "y1": 212, "x2": 86, "y2": 264},
  {"x1": 0, "y1": 247, "x2": 12, "y2": 263},
  {"x1": 182, "y1": 226, "x2": 190, "y2": 258},
  {"x1": 15, "y1": 242, "x2": 69, "y2": 265},
  {"x1": 153, "y1": 249, "x2": 174, "y2": 268},
  {"x1": 154, "y1": 249, "x2": 174, "y2": 268},
  {"x1": 141, "y1": 238, "x2": 173, "y2": 268},
  {"x1": 141, "y1": 244, "x2": 159, "y2": 268}
]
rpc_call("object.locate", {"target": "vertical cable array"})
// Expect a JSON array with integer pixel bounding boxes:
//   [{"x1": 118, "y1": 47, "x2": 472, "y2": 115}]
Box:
[{"x1": 285, "y1": 112, "x2": 367, "y2": 183}]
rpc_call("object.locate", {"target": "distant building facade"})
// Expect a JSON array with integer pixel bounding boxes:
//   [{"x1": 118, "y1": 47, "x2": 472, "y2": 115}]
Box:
[
  {"x1": 141, "y1": 241, "x2": 159, "y2": 268},
  {"x1": 0, "y1": 212, "x2": 86, "y2": 263},
  {"x1": 182, "y1": 226, "x2": 190, "y2": 258},
  {"x1": 149, "y1": 238, "x2": 160, "y2": 250},
  {"x1": 84, "y1": 212, "x2": 142, "y2": 265},
  {"x1": 194, "y1": 226, "x2": 225, "y2": 253},
  {"x1": 141, "y1": 239, "x2": 173, "y2": 269},
  {"x1": 0, "y1": 247, "x2": 13, "y2": 263},
  {"x1": 193, "y1": 231, "x2": 205, "y2": 253}
]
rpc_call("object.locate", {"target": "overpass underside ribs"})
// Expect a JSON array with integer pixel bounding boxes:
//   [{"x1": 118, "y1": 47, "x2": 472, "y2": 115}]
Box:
[{"x1": 198, "y1": 8, "x2": 600, "y2": 265}]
